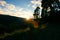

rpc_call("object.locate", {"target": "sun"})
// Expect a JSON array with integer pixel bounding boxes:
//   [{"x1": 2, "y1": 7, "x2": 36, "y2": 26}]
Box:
[
  {"x1": 23, "y1": 15, "x2": 31, "y2": 20},
  {"x1": 26, "y1": 17, "x2": 30, "y2": 20}
]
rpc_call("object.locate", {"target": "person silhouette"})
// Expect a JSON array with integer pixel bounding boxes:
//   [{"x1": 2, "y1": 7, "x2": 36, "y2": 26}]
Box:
[
  {"x1": 34, "y1": 6, "x2": 40, "y2": 15},
  {"x1": 33, "y1": 6, "x2": 40, "y2": 19}
]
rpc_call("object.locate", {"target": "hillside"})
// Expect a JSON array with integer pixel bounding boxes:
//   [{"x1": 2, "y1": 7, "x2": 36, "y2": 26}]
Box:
[{"x1": 0, "y1": 14, "x2": 31, "y2": 34}]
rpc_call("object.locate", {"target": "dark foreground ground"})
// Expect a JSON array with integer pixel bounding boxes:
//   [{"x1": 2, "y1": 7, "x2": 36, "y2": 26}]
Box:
[
  {"x1": 0, "y1": 26, "x2": 60, "y2": 40},
  {"x1": 0, "y1": 14, "x2": 60, "y2": 40},
  {"x1": 0, "y1": 23, "x2": 60, "y2": 40}
]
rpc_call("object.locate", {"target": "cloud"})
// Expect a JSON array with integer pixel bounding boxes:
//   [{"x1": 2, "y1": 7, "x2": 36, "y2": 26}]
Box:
[
  {"x1": 6, "y1": 4, "x2": 16, "y2": 10},
  {"x1": 0, "y1": 1, "x2": 6, "y2": 6},
  {"x1": 0, "y1": 8, "x2": 3, "y2": 14},
  {"x1": 31, "y1": 0, "x2": 41, "y2": 5},
  {"x1": 14, "y1": 9, "x2": 33, "y2": 18},
  {"x1": 27, "y1": 4, "x2": 31, "y2": 7},
  {"x1": 0, "y1": 1, "x2": 33, "y2": 19},
  {"x1": 30, "y1": 0, "x2": 42, "y2": 9}
]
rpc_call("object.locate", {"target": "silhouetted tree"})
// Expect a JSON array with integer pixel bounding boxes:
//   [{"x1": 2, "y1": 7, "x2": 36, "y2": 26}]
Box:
[
  {"x1": 41, "y1": 0, "x2": 60, "y2": 40},
  {"x1": 41, "y1": 0, "x2": 60, "y2": 23}
]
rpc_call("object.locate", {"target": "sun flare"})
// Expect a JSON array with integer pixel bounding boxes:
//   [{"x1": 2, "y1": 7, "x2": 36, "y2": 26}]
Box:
[{"x1": 24, "y1": 15, "x2": 31, "y2": 20}]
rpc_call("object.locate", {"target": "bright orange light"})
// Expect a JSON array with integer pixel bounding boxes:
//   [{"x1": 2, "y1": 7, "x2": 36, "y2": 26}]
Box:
[
  {"x1": 26, "y1": 17, "x2": 30, "y2": 20},
  {"x1": 24, "y1": 15, "x2": 31, "y2": 20},
  {"x1": 32, "y1": 21, "x2": 38, "y2": 29}
]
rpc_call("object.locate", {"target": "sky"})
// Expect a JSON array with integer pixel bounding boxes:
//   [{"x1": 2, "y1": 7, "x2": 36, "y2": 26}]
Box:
[{"x1": 0, "y1": 0, "x2": 42, "y2": 19}]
